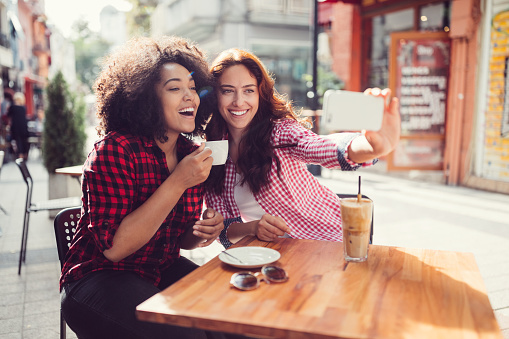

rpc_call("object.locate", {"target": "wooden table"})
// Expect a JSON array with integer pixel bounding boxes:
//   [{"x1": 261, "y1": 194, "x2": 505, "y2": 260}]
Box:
[
  {"x1": 136, "y1": 236, "x2": 502, "y2": 339},
  {"x1": 55, "y1": 165, "x2": 83, "y2": 184},
  {"x1": 55, "y1": 165, "x2": 83, "y2": 177}
]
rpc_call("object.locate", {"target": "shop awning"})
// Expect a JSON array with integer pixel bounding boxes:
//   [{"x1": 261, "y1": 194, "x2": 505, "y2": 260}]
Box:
[
  {"x1": 318, "y1": 0, "x2": 362, "y2": 24},
  {"x1": 318, "y1": 0, "x2": 361, "y2": 4},
  {"x1": 24, "y1": 74, "x2": 47, "y2": 86},
  {"x1": 8, "y1": 11, "x2": 25, "y2": 40}
]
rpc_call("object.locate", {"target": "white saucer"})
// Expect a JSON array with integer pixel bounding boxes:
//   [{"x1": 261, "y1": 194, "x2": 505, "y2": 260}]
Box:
[{"x1": 219, "y1": 246, "x2": 281, "y2": 269}]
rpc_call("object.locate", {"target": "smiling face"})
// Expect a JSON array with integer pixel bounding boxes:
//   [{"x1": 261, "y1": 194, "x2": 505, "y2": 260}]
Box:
[
  {"x1": 155, "y1": 63, "x2": 200, "y2": 139},
  {"x1": 217, "y1": 64, "x2": 259, "y2": 139}
]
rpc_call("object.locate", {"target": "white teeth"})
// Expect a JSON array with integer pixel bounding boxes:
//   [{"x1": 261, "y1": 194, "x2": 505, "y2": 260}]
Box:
[
  {"x1": 179, "y1": 107, "x2": 194, "y2": 113},
  {"x1": 230, "y1": 110, "x2": 247, "y2": 116}
]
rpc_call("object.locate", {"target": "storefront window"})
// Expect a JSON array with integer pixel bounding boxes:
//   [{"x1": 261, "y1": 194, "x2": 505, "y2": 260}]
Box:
[
  {"x1": 419, "y1": 2, "x2": 450, "y2": 32},
  {"x1": 368, "y1": 2, "x2": 451, "y2": 89},
  {"x1": 257, "y1": 46, "x2": 309, "y2": 108},
  {"x1": 369, "y1": 8, "x2": 414, "y2": 88}
]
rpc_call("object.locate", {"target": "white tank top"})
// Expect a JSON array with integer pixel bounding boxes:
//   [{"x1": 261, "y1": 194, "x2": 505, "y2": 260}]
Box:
[{"x1": 233, "y1": 173, "x2": 265, "y2": 222}]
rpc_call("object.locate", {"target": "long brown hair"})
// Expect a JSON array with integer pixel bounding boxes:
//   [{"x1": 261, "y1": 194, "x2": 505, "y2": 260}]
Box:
[{"x1": 205, "y1": 49, "x2": 307, "y2": 195}]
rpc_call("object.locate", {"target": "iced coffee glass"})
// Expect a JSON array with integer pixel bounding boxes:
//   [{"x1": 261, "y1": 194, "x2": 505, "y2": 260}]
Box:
[{"x1": 340, "y1": 198, "x2": 373, "y2": 262}]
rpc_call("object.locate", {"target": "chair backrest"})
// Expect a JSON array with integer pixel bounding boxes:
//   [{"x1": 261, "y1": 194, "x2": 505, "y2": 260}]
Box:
[
  {"x1": 15, "y1": 158, "x2": 32, "y2": 185},
  {"x1": 53, "y1": 207, "x2": 81, "y2": 268},
  {"x1": 15, "y1": 158, "x2": 33, "y2": 212},
  {"x1": 337, "y1": 194, "x2": 374, "y2": 244}
]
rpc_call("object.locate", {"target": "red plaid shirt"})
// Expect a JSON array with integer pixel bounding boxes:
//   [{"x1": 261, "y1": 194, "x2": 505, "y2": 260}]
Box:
[
  {"x1": 205, "y1": 119, "x2": 375, "y2": 247},
  {"x1": 60, "y1": 132, "x2": 203, "y2": 289}
]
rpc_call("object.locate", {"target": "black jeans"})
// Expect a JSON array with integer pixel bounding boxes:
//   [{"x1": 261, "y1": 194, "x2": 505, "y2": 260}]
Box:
[{"x1": 61, "y1": 257, "x2": 243, "y2": 339}]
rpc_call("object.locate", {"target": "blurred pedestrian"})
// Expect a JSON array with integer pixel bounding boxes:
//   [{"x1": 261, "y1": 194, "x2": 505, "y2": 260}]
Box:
[{"x1": 7, "y1": 92, "x2": 29, "y2": 160}]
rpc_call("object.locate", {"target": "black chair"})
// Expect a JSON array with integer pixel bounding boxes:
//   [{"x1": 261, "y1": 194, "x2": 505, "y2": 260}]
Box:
[
  {"x1": 15, "y1": 158, "x2": 81, "y2": 275},
  {"x1": 54, "y1": 206, "x2": 81, "y2": 339},
  {"x1": 337, "y1": 194, "x2": 374, "y2": 244}
]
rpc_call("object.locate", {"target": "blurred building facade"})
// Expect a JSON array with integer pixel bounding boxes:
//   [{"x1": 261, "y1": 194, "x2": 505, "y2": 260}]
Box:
[
  {"x1": 16, "y1": 0, "x2": 49, "y2": 117},
  {"x1": 47, "y1": 26, "x2": 76, "y2": 85},
  {"x1": 100, "y1": 5, "x2": 127, "y2": 49},
  {"x1": 152, "y1": 0, "x2": 312, "y2": 108},
  {"x1": 0, "y1": 0, "x2": 52, "y2": 156},
  {"x1": 319, "y1": 0, "x2": 509, "y2": 194}
]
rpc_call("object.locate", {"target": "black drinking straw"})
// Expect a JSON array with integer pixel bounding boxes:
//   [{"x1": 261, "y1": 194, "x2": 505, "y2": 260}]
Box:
[{"x1": 357, "y1": 175, "x2": 362, "y2": 202}]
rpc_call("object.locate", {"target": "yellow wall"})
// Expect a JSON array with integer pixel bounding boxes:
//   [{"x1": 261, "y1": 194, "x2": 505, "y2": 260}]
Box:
[{"x1": 482, "y1": 10, "x2": 509, "y2": 181}]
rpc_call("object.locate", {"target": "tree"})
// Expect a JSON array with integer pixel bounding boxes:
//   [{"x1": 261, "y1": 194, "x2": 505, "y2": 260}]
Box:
[
  {"x1": 126, "y1": 0, "x2": 158, "y2": 37},
  {"x1": 72, "y1": 19, "x2": 111, "y2": 91},
  {"x1": 303, "y1": 65, "x2": 344, "y2": 107},
  {"x1": 42, "y1": 71, "x2": 87, "y2": 173}
]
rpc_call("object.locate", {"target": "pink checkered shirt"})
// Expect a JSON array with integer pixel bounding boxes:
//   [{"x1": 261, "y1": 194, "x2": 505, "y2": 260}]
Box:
[{"x1": 205, "y1": 119, "x2": 375, "y2": 247}]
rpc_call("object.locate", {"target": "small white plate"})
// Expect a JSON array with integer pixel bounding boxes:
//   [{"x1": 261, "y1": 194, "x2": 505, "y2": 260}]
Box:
[{"x1": 219, "y1": 246, "x2": 281, "y2": 269}]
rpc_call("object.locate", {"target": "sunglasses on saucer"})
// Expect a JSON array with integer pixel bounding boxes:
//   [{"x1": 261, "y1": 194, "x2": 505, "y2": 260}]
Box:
[{"x1": 230, "y1": 265, "x2": 289, "y2": 291}]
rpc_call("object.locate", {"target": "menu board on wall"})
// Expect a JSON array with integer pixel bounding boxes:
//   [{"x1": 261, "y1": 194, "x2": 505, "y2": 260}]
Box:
[
  {"x1": 388, "y1": 32, "x2": 450, "y2": 170},
  {"x1": 395, "y1": 36, "x2": 450, "y2": 135}
]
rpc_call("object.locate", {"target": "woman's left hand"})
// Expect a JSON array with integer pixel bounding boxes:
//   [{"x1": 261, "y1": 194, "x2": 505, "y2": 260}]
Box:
[
  {"x1": 192, "y1": 208, "x2": 224, "y2": 247},
  {"x1": 363, "y1": 88, "x2": 400, "y2": 158}
]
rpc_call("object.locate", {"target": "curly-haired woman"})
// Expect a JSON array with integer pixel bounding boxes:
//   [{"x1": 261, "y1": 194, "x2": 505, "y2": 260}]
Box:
[
  {"x1": 204, "y1": 49, "x2": 400, "y2": 248},
  {"x1": 60, "y1": 36, "x2": 238, "y2": 339}
]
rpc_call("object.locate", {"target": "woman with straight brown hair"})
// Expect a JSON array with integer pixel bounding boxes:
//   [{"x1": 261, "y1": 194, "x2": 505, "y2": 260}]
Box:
[{"x1": 204, "y1": 48, "x2": 400, "y2": 248}]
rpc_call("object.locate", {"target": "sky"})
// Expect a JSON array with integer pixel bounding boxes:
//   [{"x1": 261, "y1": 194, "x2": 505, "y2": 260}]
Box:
[{"x1": 44, "y1": 0, "x2": 132, "y2": 36}]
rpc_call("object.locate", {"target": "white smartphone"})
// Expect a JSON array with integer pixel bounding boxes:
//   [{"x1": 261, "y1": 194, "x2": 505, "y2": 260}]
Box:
[{"x1": 321, "y1": 90, "x2": 384, "y2": 132}]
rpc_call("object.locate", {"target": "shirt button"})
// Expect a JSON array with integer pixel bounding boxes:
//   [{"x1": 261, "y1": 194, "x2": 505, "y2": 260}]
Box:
[{"x1": 163, "y1": 244, "x2": 168, "y2": 248}]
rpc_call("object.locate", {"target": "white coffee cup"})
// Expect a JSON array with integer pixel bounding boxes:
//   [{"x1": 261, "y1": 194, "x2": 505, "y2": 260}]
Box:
[{"x1": 204, "y1": 140, "x2": 228, "y2": 165}]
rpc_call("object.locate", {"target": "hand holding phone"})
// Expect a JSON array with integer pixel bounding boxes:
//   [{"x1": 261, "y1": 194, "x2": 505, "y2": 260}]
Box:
[{"x1": 321, "y1": 90, "x2": 384, "y2": 133}]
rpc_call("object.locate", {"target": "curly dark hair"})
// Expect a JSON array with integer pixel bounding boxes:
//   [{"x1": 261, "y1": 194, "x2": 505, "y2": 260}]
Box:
[
  {"x1": 93, "y1": 36, "x2": 212, "y2": 141},
  {"x1": 205, "y1": 48, "x2": 308, "y2": 195}
]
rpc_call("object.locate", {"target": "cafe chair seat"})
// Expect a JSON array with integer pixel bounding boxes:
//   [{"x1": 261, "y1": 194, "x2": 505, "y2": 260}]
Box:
[
  {"x1": 15, "y1": 158, "x2": 81, "y2": 275},
  {"x1": 337, "y1": 193, "x2": 374, "y2": 244},
  {"x1": 54, "y1": 206, "x2": 81, "y2": 339},
  {"x1": 30, "y1": 196, "x2": 81, "y2": 212}
]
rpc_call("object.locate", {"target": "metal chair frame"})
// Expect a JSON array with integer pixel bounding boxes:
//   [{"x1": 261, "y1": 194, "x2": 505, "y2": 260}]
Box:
[
  {"x1": 53, "y1": 206, "x2": 81, "y2": 339},
  {"x1": 15, "y1": 158, "x2": 80, "y2": 274}
]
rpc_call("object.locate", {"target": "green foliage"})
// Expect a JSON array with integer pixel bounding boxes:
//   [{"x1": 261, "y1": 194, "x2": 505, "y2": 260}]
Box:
[
  {"x1": 303, "y1": 65, "x2": 344, "y2": 106},
  {"x1": 42, "y1": 71, "x2": 87, "y2": 173},
  {"x1": 126, "y1": 0, "x2": 158, "y2": 37},
  {"x1": 71, "y1": 19, "x2": 111, "y2": 91},
  {"x1": 316, "y1": 66, "x2": 344, "y2": 97}
]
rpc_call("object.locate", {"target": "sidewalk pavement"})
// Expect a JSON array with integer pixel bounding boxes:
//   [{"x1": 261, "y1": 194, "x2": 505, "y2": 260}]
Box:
[{"x1": 1, "y1": 150, "x2": 508, "y2": 338}]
